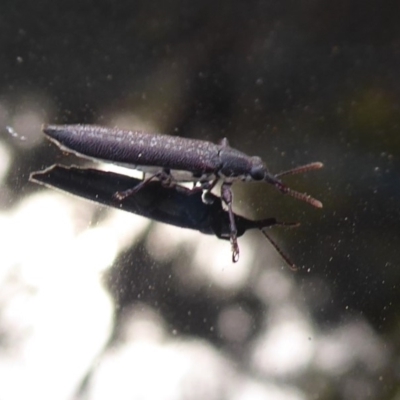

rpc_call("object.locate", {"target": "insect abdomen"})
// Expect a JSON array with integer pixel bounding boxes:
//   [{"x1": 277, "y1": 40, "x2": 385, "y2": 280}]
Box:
[{"x1": 43, "y1": 125, "x2": 221, "y2": 173}]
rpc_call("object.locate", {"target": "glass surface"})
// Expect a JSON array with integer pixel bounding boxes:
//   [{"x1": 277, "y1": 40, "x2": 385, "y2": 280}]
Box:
[{"x1": 0, "y1": 1, "x2": 399, "y2": 399}]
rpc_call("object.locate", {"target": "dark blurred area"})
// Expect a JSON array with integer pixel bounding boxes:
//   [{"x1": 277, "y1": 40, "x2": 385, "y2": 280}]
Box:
[{"x1": 1, "y1": 0, "x2": 400, "y2": 399}]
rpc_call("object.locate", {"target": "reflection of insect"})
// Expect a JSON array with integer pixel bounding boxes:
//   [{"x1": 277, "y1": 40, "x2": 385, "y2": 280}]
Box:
[
  {"x1": 43, "y1": 124, "x2": 323, "y2": 262},
  {"x1": 30, "y1": 165, "x2": 300, "y2": 269}
]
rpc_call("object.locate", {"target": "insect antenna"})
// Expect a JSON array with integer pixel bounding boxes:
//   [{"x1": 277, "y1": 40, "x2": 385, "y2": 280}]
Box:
[
  {"x1": 269, "y1": 162, "x2": 323, "y2": 208},
  {"x1": 284, "y1": 186, "x2": 323, "y2": 208},
  {"x1": 272, "y1": 180, "x2": 323, "y2": 208},
  {"x1": 260, "y1": 229, "x2": 298, "y2": 271},
  {"x1": 275, "y1": 162, "x2": 323, "y2": 178}
]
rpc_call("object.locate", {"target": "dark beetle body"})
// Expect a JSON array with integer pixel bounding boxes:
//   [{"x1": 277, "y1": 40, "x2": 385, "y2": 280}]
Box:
[
  {"x1": 41, "y1": 124, "x2": 323, "y2": 263},
  {"x1": 30, "y1": 165, "x2": 223, "y2": 234},
  {"x1": 43, "y1": 125, "x2": 262, "y2": 182},
  {"x1": 29, "y1": 165, "x2": 291, "y2": 240}
]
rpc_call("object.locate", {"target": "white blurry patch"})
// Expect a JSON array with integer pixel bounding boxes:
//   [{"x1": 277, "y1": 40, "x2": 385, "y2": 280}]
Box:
[
  {"x1": 251, "y1": 305, "x2": 315, "y2": 377},
  {"x1": 0, "y1": 186, "x2": 150, "y2": 400},
  {"x1": 217, "y1": 305, "x2": 253, "y2": 343},
  {"x1": 145, "y1": 222, "x2": 200, "y2": 262},
  {"x1": 88, "y1": 304, "x2": 307, "y2": 400},
  {"x1": 106, "y1": 113, "x2": 159, "y2": 134},
  {"x1": 97, "y1": 162, "x2": 144, "y2": 179},
  {"x1": 254, "y1": 268, "x2": 295, "y2": 305},
  {"x1": 231, "y1": 378, "x2": 306, "y2": 400},
  {"x1": 8, "y1": 109, "x2": 44, "y2": 148},
  {"x1": 145, "y1": 223, "x2": 180, "y2": 260},
  {"x1": 314, "y1": 319, "x2": 389, "y2": 376},
  {"x1": 191, "y1": 234, "x2": 253, "y2": 290},
  {"x1": 88, "y1": 308, "x2": 235, "y2": 400},
  {"x1": 249, "y1": 267, "x2": 315, "y2": 377},
  {"x1": 117, "y1": 303, "x2": 167, "y2": 343},
  {"x1": 99, "y1": 207, "x2": 150, "y2": 250},
  {"x1": 0, "y1": 141, "x2": 12, "y2": 184},
  {"x1": 0, "y1": 277, "x2": 114, "y2": 400},
  {"x1": 146, "y1": 223, "x2": 254, "y2": 291}
]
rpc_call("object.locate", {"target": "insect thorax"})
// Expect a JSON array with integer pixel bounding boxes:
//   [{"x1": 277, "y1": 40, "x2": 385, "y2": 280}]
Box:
[{"x1": 218, "y1": 148, "x2": 265, "y2": 180}]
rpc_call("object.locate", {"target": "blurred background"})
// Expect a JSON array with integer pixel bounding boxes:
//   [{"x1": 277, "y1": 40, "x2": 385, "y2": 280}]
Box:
[{"x1": 0, "y1": 0, "x2": 399, "y2": 399}]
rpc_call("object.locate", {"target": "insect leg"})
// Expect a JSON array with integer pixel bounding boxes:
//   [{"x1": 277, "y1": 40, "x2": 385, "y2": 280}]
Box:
[
  {"x1": 221, "y1": 182, "x2": 239, "y2": 262},
  {"x1": 113, "y1": 170, "x2": 170, "y2": 201},
  {"x1": 200, "y1": 178, "x2": 218, "y2": 204},
  {"x1": 177, "y1": 178, "x2": 218, "y2": 203}
]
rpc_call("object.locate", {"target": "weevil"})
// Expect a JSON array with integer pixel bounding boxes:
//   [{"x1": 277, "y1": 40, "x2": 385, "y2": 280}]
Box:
[
  {"x1": 42, "y1": 124, "x2": 323, "y2": 262},
  {"x1": 30, "y1": 165, "x2": 300, "y2": 269}
]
